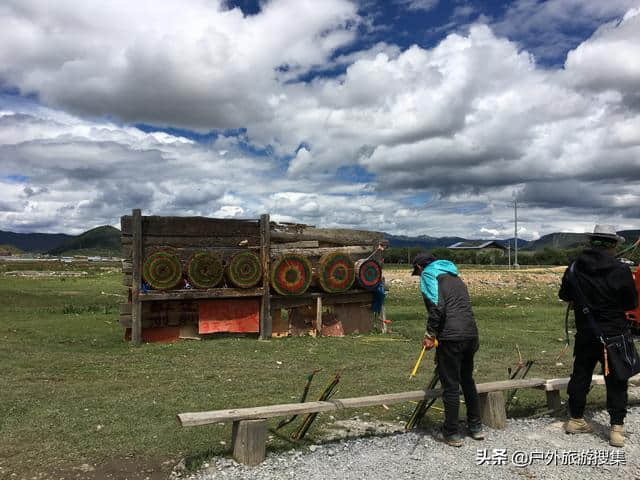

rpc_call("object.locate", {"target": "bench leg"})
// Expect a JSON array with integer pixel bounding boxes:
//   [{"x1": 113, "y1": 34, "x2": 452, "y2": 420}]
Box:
[
  {"x1": 479, "y1": 392, "x2": 506, "y2": 429},
  {"x1": 545, "y1": 390, "x2": 563, "y2": 414},
  {"x1": 232, "y1": 419, "x2": 267, "y2": 466}
]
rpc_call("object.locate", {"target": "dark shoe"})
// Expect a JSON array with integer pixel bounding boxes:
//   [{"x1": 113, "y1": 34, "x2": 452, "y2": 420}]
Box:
[
  {"x1": 444, "y1": 433, "x2": 464, "y2": 447},
  {"x1": 469, "y1": 423, "x2": 485, "y2": 440}
]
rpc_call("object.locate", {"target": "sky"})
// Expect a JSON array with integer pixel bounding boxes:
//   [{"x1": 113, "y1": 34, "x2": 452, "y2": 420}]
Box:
[{"x1": 1, "y1": 0, "x2": 639, "y2": 240}]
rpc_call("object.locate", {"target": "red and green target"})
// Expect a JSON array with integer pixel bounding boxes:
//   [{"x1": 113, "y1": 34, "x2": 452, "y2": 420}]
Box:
[
  {"x1": 187, "y1": 252, "x2": 223, "y2": 289},
  {"x1": 318, "y1": 251, "x2": 355, "y2": 293},
  {"x1": 355, "y1": 258, "x2": 382, "y2": 290},
  {"x1": 142, "y1": 250, "x2": 182, "y2": 290},
  {"x1": 227, "y1": 251, "x2": 262, "y2": 289},
  {"x1": 271, "y1": 254, "x2": 312, "y2": 296}
]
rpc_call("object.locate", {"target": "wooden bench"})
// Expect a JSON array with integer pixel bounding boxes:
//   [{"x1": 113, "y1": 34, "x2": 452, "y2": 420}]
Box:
[
  {"x1": 539, "y1": 373, "x2": 640, "y2": 413},
  {"x1": 177, "y1": 378, "x2": 545, "y2": 465},
  {"x1": 177, "y1": 374, "x2": 640, "y2": 466}
]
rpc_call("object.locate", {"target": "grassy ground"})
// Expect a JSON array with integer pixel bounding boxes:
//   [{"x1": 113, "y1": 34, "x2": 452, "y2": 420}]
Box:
[{"x1": 0, "y1": 263, "x2": 607, "y2": 478}]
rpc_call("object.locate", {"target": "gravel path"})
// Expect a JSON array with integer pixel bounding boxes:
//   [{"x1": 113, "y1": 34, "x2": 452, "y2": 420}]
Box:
[{"x1": 178, "y1": 407, "x2": 640, "y2": 480}]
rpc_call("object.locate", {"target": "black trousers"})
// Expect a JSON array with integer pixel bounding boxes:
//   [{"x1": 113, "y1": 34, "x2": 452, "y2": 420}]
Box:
[
  {"x1": 436, "y1": 338, "x2": 481, "y2": 436},
  {"x1": 567, "y1": 333, "x2": 628, "y2": 425}
]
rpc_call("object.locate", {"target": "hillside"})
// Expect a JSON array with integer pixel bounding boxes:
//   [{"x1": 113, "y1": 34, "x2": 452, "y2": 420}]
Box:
[
  {"x1": 525, "y1": 229, "x2": 640, "y2": 251},
  {"x1": 0, "y1": 230, "x2": 71, "y2": 252},
  {"x1": 47, "y1": 226, "x2": 122, "y2": 256}
]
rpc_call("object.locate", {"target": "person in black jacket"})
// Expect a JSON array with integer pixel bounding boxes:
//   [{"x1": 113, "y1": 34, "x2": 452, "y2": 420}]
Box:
[
  {"x1": 412, "y1": 253, "x2": 483, "y2": 446},
  {"x1": 559, "y1": 225, "x2": 638, "y2": 447}
]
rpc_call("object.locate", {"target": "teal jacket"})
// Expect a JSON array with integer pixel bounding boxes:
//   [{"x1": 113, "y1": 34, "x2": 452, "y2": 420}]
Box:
[{"x1": 420, "y1": 260, "x2": 478, "y2": 340}]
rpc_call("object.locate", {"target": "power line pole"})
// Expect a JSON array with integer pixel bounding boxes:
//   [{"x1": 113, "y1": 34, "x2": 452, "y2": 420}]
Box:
[{"x1": 514, "y1": 197, "x2": 519, "y2": 268}]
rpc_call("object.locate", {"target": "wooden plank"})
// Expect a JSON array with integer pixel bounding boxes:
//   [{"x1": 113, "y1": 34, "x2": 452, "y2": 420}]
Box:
[
  {"x1": 270, "y1": 225, "x2": 385, "y2": 246},
  {"x1": 121, "y1": 215, "x2": 259, "y2": 237},
  {"x1": 271, "y1": 291, "x2": 374, "y2": 309},
  {"x1": 131, "y1": 209, "x2": 143, "y2": 346},
  {"x1": 122, "y1": 262, "x2": 132, "y2": 274},
  {"x1": 270, "y1": 246, "x2": 372, "y2": 257},
  {"x1": 479, "y1": 391, "x2": 506, "y2": 429},
  {"x1": 316, "y1": 296, "x2": 322, "y2": 337},
  {"x1": 259, "y1": 214, "x2": 271, "y2": 340},
  {"x1": 120, "y1": 303, "x2": 132, "y2": 315},
  {"x1": 122, "y1": 274, "x2": 132, "y2": 287},
  {"x1": 179, "y1": 401, "x2": 337, "y2": 426},
  {"x1": 476, "y1": 378, "x2": 545, "y2": 393},
  {"x1": 274, "y1": 241, "x2": 319, "y2": 248},
  {"x1": 177, "y1": 378, "x2": 545, "y2": 426},
  {"x1": 232, "y1": 419, "x2": 267, "y2": 467},
  {"x1": 139, "y1": 288, "x2": 264, "y2": 302},
  {"x1": 123, "y1": 235, "x2": 261, "y2": 248}
]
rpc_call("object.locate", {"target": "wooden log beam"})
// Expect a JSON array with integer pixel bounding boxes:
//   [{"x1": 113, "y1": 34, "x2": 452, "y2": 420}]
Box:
[
  {"x1": 131, "y1": 209, "x2": 143, "y2": 345},
  {"x1": 270, "y1": 246, "x2": 373, "y2": 257},
  {"x1": 271, "y1": 291, "x2": 374, "y2": 309},
  {"x1": 259, "y1": 214, "x2": 271, "y2": 339},
  {"x1": 270, "y1": 225, "x2": 384, "y2": 246},
  {"x1": 138, "y1": 288, "x2": 264, "y2": 302},
  {"x1": 122, "y1": 235, "x2": 261, "y2": 248},
  {"x1": 177, "y1": 378, "x2": 545, "y2": 426},
  {"x1": 121, "y1": 215, "x2": 259, "y2": 237}
]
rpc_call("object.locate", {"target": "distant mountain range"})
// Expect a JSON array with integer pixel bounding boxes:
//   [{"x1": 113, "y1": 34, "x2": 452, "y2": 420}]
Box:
[
  {"x1": 0, "y1": 226, "x2": 121, "y2": 256},
  {"x1": 1, "y1": 226, "x2": 638, "y2": 256}
]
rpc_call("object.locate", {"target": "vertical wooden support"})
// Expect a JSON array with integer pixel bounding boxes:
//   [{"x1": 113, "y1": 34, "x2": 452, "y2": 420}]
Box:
[
  {"x1": 546, "y1": 390, "x2": 563, "y2": 413},
  {"x1": 380, "y1": 304, "x2": 387, "y2": 333},
  {"x1": 232, "y1": 419, "x2": 267, "y2": 466},
  {"x1": 316, "y1": 296, "x2": 323, "y2": 336},
  {"x1": 131, "y1": 208, "x2": 143, "y2": 346},
  {"x1": 259, "y1": 214, "x2": 271, "y2": 339},
  {"x1": 479, "y1": 391, "x2": 506, "y2": 429}
]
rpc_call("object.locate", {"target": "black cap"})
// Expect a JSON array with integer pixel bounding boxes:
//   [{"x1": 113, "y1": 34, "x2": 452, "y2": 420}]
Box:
[{"x1": 411, "y1": 253, "x2": 436, "y2": 275}]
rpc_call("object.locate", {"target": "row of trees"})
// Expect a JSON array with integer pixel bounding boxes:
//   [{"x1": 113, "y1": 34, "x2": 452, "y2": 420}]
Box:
[{"x1": 382, "y1": 246, "x2": 586, "y2": 266}]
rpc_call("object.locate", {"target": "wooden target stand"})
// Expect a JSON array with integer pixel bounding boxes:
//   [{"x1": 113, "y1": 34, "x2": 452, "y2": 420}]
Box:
[
  {"x1": 121, "y1": 210, "x2": 272, "y2": 344},
  {"x1": 121, "y1": 210, "x2": 386, "y2": 344}
]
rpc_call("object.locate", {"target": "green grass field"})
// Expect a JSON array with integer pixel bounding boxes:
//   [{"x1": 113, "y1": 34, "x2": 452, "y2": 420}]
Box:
[{"x1": 0, "y1": 264, "x2": 607, "y2": 478}]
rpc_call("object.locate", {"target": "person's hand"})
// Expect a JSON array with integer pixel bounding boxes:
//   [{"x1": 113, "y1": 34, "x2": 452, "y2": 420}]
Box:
[{"x1": 422, "y1": 335, "x2": 437, "y2": 350}]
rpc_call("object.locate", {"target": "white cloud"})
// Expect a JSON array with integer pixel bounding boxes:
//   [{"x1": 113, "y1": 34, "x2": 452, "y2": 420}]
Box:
[{"x1": 1, "y1": 3, "x2": 640, "y2": 239}]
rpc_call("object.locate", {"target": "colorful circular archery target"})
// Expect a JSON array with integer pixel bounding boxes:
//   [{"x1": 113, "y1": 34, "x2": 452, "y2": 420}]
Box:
[
  {"x1": 271, "y1": 254, "x2": 312, "y2": 296},
  {"x1": 187, "y1": 251, "x2": 223, "y2": 289},
  {"x1": 142, "y1": 250, "x2": 182, "y2": 290},
  {"x1": 355, "y1": 258, "x2": 382, "y2": 290},
  {"x1": 227, "y1": 251, "x2": 262, "y2": 288},
  {"x1": 317, "y1": 251, "x2": 355, "y2": 293}
]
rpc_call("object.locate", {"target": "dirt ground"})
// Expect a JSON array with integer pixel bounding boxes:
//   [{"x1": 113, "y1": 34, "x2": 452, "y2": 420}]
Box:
[{"x1": 384, "y1": 267, "x2": 565, "y2": 295}]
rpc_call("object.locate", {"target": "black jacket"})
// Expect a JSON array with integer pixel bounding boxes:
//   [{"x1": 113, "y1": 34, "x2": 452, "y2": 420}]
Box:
[
  {"x1": 423, "y1": 273, "x2": 478, "y2": 341},
  {"x1": 559, "y1": 248, "x2": 638, "y2": 337}
]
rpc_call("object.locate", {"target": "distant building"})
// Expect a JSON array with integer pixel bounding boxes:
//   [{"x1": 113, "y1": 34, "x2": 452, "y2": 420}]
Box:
[
  {"x1": 448, "y1": 241, "x2": 507, "y2": 251},
  {"x1": 447, "y1": 240, "x2": 507, "y2": 265}
]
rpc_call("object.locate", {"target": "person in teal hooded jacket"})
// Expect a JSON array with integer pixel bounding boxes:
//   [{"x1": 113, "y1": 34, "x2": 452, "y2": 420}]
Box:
[{"x1": 412, "y1": 253, "x2": 483, "y2": 446}]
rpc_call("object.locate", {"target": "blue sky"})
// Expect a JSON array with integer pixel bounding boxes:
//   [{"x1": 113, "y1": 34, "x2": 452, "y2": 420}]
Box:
[{"x1": 0, "y1": 0, "x2": 639, "y2": 238}]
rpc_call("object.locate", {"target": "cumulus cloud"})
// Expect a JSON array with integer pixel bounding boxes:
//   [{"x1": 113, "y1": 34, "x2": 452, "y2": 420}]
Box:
[
  {"x1": 0, "y1": 0, "x2": 359, "y2": 130},
  {"x1": 491, "y1": 0, "x2": 637, "y2": 64},
  {"x1": 0, "y1": 2, "x2": 639, "y2": 239}
]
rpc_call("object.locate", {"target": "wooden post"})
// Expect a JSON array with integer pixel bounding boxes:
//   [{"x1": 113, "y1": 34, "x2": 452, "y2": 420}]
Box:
[
  {"x1": 259, "y1": 214, "x2": 271, "y2": 339},
  {"x1": 131, "y1": 209, "x2": 143, "y2": 346},
  {"x1": 232, "y1": 419, "x2": 267, "y2": 466},
  {"x1": 546, "y1": 390, "x2": 563, "y2": 413},
  {"x1": 380, "y1": 304, "x2": 387, "y2": 333},
  {"x1": 316, "y1": 296, "x2": 323, "y2": 336},
  {"x1": 479, "y1": 391, "x2": 506, "y2": 429}
]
